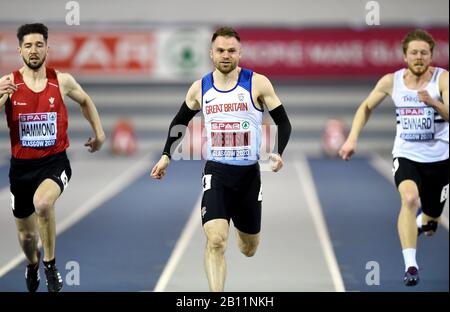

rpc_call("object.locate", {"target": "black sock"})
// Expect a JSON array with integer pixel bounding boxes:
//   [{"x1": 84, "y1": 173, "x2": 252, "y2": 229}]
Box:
[
  {"x1": 43, "y1": 258, "x2": 56, "y2": 270},
  {"x1": 28, "y1": 250, "x2": 40, "y2": 267},
  {"x1": 27, "y1": 261, "x2": 39, "y2": 269}
]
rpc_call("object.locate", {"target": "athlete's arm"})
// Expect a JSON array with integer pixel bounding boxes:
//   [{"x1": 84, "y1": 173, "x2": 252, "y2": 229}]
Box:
[
  {"x1": 151, "y1": 80, "x2": 201, "y2": 180},
  {"x1": 0, "y1": 74, "x2": 16, "y2": 110},
  {"x1": 253, "y1": 73, "x2": 291, "y2": 172},
  {"x1": 339, "y1": 73, "x2": 393, "y2": 161},
  {"x1": 418, "y1": 70, "x2": 449, "y2": 122},
  {"x1": 58, "y1": 72, "x2": 105, "y2": 152},
  {"x1": 185, "y1": 79, "x2": 202, "y2": 111}
]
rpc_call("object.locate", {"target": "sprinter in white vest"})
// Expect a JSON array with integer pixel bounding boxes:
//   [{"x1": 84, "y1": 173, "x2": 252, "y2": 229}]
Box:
[
  {"x1": 151, "y1": 27, "x2": 291, "y2": 291},
  {"x1": 339, "y1": 29, "x2": 449, "y2": 287}
]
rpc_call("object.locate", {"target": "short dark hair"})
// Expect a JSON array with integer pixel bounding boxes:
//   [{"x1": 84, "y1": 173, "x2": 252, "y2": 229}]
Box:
[
  {"x1": 211, "y1": 27, "x2": 240, "y2": 43},
  {"x1": 402, "y1": 29, "x2": 435, "y2": 54},
  {"x1": 17, "y1": 23, "x2": 48, "y2": 45}
]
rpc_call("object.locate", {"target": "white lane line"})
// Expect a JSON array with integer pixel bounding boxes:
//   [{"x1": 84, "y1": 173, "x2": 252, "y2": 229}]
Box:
[
  {"x1": 295, "y1": 155, "x2": 346, "y2": 292},
  {"x1": 0, "y1": 153, "x2": 151, "y2": 278},
  {"x1": 153, "y1": 194, "x2": 202, "y2": 292},
  {"x1": 370, "y1": 153, "x2": 449, "y2": 232}
]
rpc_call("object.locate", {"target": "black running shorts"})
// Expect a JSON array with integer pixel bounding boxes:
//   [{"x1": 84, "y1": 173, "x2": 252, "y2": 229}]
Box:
[
  {"x1": 201, "y1": 160, "x2": 262, "y2": 234},
  {"x1": 393, "y1": 157, "x2": 449, "y2": 218},
  {"x1": 9, "y1": 151, "x2": 72, "y2": 219}
]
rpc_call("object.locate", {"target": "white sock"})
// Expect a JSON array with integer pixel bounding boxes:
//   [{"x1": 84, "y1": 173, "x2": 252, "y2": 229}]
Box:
[
  {"x1": 416, "y1": 212, "x2": 423, "y2": 229},
  {"x1": 402, "y1": 248, "x2": 418, "y2": 271}
]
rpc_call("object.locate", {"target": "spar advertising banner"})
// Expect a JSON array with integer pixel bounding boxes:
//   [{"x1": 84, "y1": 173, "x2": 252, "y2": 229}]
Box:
[
  {"x1": 1, "y1": 27, "x2": 448, "y2": 81},
  {"x1": 237, "y1": 27, "x2": 449, "y2": 79},
  {"x1": 0, "y1": 28, "x2": 212, "y2": 82},
  {"x1": 0, "y1": 32, "x2": 158, "y2": 79}
]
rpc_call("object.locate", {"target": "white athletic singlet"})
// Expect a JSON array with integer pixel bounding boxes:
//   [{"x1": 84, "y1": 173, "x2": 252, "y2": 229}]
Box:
[
  {"x1": 392, "y1": 67, "x2": 449, "y2": 163},
  {"x1": 202, "y1": 68, "x2": 263, "y2": 166}
]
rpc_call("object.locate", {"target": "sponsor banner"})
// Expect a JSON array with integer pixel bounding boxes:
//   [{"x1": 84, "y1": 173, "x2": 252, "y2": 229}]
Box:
[
  {"x1": 1, "y1": 27, "x2": 447, "y2": 80},
  {"x1": 0, "y1": 32, "x2": 157, "y2": 79},
  {"x1": 237, "y1": 27, "x2": 449, "y2": 78},
  {"x1": 0, "y1": 28, "x2": 212, "y2": 82},
  {"x1": 154, "y1": 28, "x2": 213, "y2": 81}
]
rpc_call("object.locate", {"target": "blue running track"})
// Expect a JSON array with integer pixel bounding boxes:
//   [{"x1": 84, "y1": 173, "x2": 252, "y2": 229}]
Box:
[
  {"x1": 0, "y1": 157, "x2": 447, "y2": 291},
  {"x1": 308, "y1": 157, "x2": 449, "y2": 292},
  {"x1": 0, "y1": 160, "x2": 203, "y2": 292}
]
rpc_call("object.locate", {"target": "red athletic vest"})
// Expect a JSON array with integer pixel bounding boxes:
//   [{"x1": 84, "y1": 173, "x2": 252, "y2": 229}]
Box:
[{"x1": 5, "y1": 68, "x2": 69, "y2": 159}]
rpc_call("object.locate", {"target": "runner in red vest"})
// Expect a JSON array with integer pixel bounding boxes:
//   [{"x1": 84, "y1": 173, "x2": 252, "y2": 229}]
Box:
[{"x1": 0, "y1": 23, "x2": 105, "y2": 292}]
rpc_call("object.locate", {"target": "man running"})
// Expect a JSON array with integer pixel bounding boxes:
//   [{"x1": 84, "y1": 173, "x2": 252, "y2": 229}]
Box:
[
  {"x1": 0, "y1": 23, "x2": 105, "y2": 292},
  {"x1": 339, "y1": 29, "x2": 448, "y2": 286},
  {"x1": 151, "y1": 27, "x2": 292, "y2": 291}
]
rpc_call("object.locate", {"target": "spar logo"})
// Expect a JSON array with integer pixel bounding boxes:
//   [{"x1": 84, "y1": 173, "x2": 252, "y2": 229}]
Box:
[
  {"x1": 19, "y1": 113, "x2": 54, "y2": 122},
  {"x1": 211, "y1": 122, "x2": 240, "y2": 131},
  {"x1": 399, "y1": 108, "x2": 424, "y2": 116}
]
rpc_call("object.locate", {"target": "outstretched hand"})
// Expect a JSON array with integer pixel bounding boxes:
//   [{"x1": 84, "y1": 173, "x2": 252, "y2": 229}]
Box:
[
  {"x1": 151, "y1": 155, "x2": 170, "y2": 179},
  {"x1": 269, "y1": 153, "x2": 284, "y2": 172},
  {"x1": 84, "y1": 135, "x2": 105, "y2": 153},
  {"x1": 338, "y1": 138, "x2": 356, "y2": 161}
]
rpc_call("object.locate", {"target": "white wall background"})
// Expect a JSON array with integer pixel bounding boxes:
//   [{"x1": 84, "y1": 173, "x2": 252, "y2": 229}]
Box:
[{"x1": 0, "y1": 0, "x2": 448, "y2": 27}]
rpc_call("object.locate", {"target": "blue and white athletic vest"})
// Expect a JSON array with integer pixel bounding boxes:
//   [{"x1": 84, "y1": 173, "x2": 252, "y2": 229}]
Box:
[{"x1": 201, "y1": 68, "x2": 263, "y2": 166}]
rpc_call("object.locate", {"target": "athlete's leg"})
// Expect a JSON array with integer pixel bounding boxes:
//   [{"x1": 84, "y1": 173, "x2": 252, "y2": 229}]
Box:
[
  {"x1": 420, "y1": 212, "x2": 439, "y2": 236},
  {"x1": 33, "y1": 179, "x2": 61, "y2": 262},
  {"x1": 203, "y1": 218, "x2": 229, "y2": 292},
  {"x1": 233, "y1": 165, "x2": 261, "y2": 258},
  {"x1": 235, "y1": 229, "x2": 259, "y2": 257},
  {"x1": 398, "y1": 179, "x2": 421, "y2": 286},
  {"x1": 419, "y1": 162, "x2": 449, "y2": 236},
  {"x1": 394, "y1": 158, "x2": 422, "y2": 286},
  {"x1": 398, "y1": 180, "x2": 420, "y2": 250},
  {"x1": 15, "y1": 214, "x2": 40, "y2": 264},
  {"x1": 16, "y1": 213, "x2": 42, "y2": 292}
]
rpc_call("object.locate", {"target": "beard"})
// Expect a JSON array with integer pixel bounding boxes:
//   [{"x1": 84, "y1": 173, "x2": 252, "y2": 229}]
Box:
[
  {"x1": 23, "y1": 55, "x2": 46, "y2": 70},
  {"x1": 215, "y1": 61, "x2": 237, "y2": 75},
  {"x1": 408, "y1": 63, "x2": 429, "y2": 77}
]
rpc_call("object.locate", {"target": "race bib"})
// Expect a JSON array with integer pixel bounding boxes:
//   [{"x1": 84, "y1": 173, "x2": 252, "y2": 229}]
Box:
[
  {"x1": 209, "y1": 121, "x2": 251, "y2": 159},
  {"x1": 398, "y1": 107, "x2": 435, "y2": 141},
  {"x1": 19, "y1": 112, "x2": 57, "y2": 148}
]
